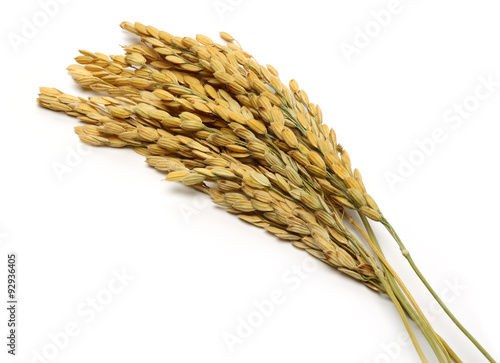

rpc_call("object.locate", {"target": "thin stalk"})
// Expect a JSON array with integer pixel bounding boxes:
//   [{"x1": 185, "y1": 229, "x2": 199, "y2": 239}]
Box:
[
  {"x1": 329, "y1": 213, "x2": 427, "y2": 360},
  {"x1": 348, "y1": 214, "x2": 462, "y2": 362},
  {"x1": 341, "y1": 229, "x2": 429, "y2": 362},
  {"x1": 381, "y1": 217, "x2": 496, "y2": 363},
  {"x1": 441, "y1": 339, "x2": 463, "y2": 363},
  {"x1": 390, "y1": 276, "x2": 452, "y2": 363},
  {"x1": 371, "y1": 267, "x2": 430, "y2": 363},
  {"x1": 358, "y1": 213, "x2": 451, "y2": 363}
]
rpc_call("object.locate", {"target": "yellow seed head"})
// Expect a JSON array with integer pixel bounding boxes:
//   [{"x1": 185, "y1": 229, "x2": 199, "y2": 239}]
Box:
[
  {"x1": 282, "y1": 127, "x2": 298, "y2": 148},
  {"x1": 359, "y1": 206, "x2": 381, "y2": 221},
  {"x1": 166, "y1": 170, "x2": 190, "y2": 181},
  {"x1": 220, "y1": 32, "x2": 235, "y2": 42},
  {"x1": 289, "y1": 79, "x2": 299, "y2": 93}
]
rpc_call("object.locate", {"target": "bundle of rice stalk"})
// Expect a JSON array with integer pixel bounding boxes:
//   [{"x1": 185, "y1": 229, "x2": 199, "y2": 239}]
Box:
[{"x1": 37, "y1": 21, "x2": 495, "y2": 363}]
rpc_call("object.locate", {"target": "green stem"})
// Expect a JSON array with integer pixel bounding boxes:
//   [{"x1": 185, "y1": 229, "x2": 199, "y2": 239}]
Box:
[
  {"x1": 333, "y1": 220, "x2": 428, "y2": 360},
  {"x1": 381, "y1": 217, "x2": 496, "y2": 363},
  {"x1": 342, "y1": 238, "x2": 429, "y2": 362},
  {"x1": 359, "y1": 214, "x2": 451, "y2": 363},
  {"x1": 349, "y1": 213, "x2": 461, "y2": 362},
  {"x1": 373, "y1": 267, "x2": 430, "y2": 363}
]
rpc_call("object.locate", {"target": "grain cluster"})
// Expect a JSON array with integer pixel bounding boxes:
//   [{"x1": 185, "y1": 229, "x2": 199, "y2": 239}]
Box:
[{"x1": 37, "y1": 22, "x2": 496, "y2": 363}]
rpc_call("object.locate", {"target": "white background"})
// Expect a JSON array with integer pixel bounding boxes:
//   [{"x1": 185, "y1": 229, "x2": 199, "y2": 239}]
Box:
[{"x1": 1, "y1": 0, "x2": 499, "y2": 362}]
